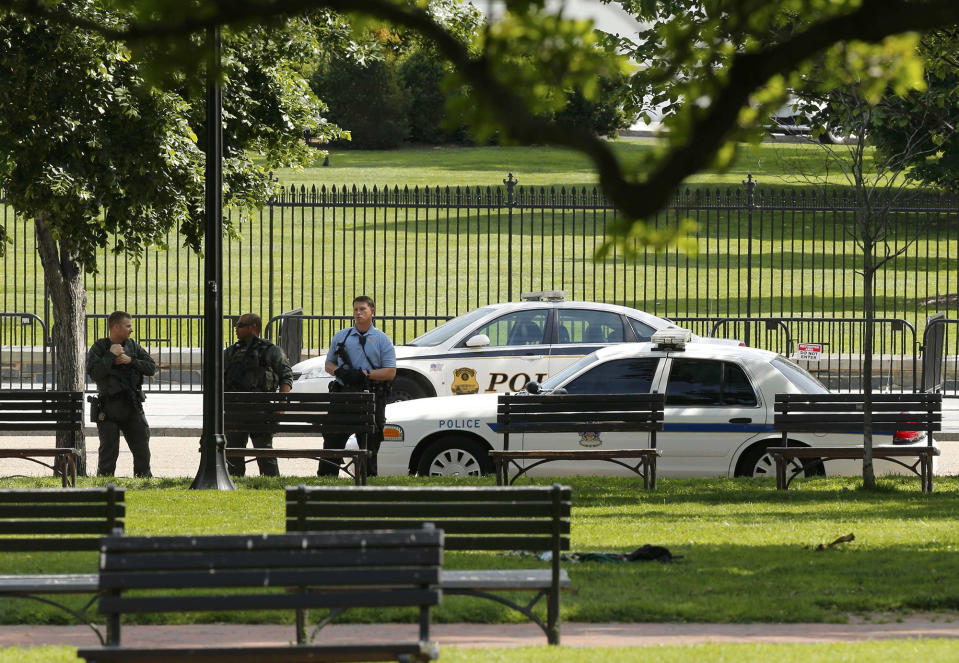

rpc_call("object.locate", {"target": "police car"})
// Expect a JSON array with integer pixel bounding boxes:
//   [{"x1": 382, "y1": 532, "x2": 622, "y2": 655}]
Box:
[
  {"x1": 292, "y1": 291, "x2": 741, "y2": 401},
  {"x1": 372, "y1": 330, "x2": 936, "y2": 478}
]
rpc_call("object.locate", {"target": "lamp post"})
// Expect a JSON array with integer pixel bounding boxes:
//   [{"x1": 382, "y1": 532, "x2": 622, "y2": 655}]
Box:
[{"x1": 191, "y1": 25, "x2": 235, "y2": 490}]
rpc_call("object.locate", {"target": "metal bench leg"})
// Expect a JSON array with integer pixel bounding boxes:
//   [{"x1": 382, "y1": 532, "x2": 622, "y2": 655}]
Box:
[
  {"x1": 494, "y1": 457, "x2": 504, "y2": 486},
  {"x1": 649, "y1": 456, "x2": 657, "y2": 491},
  {"x1": 547, "y1": 589, "x2": 560, "y2": 645},
  {"x1": 296, "y1": 607, "x2": 307, "y2": 644},
  {"x1": 774, "y1": 453, "x2": 786, "y2": 490}
]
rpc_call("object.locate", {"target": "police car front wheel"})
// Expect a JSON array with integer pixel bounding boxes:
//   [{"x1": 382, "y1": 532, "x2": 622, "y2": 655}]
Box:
[
  {"x1": 389, "y1": 375, "x2": 429, "y2": 403},
  {"x1": 417, "y1": 436, "x2": 493, "y2": 477}
]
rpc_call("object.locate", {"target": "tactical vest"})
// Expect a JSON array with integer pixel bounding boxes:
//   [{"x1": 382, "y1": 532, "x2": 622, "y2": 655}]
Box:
[{"x1": 224, "y1": 338, "x2": 278, "y2": 392}]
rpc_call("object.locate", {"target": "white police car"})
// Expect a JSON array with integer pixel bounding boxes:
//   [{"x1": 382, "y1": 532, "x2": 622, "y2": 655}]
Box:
[
  {"x1": 373, "y1": 330, "x2": 936, "y2": 478},
  {"x1": 292, "y1": 291, "x2": 741, "y2": 401}
]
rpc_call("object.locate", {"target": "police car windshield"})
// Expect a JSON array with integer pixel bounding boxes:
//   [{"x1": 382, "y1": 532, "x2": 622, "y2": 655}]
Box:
[
  {"x1": 406, "y1": 307, "x2": 495, "y2": 347},
  {"x1": 541, "y1": 354, "x2": 599, "y2": 390},
  {"x1": 771, "y1": 357, "x2": 829, "y2": 393}
]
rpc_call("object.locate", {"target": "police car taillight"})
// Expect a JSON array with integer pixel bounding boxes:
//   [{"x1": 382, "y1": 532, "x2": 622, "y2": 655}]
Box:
[
  {"x1": 893, "y1": 429, "x2": 923, "y2": 444},
  {"x1": 651, "y1": 328, "x2": 692, "y2": 350}
]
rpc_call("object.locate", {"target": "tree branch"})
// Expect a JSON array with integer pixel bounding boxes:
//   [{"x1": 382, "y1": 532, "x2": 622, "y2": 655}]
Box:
[{"x1": 5, "y1": 0, "x2": 959, "y2": 222}]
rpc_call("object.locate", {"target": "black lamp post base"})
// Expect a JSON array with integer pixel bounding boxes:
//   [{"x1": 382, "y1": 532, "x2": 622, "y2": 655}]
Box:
[{"x1": 190, "y1": 432, "x2": 236, "y2": 490}]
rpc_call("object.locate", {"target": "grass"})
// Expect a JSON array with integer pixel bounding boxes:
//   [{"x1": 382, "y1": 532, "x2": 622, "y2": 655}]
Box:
[
  {"x1": 271, "y1": 138, "x2": 883, "y2": 189},
  {"x1": 6, "y1": 641, "x2": 959, "y2": 663},
  {"x1": 2, "y1": 475, "x2": 959, "y2": 627}
]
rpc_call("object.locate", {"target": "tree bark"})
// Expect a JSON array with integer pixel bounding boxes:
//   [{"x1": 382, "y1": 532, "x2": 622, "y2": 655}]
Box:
[{"x1": 34, "y1": 216, "x2": 88, "y2": 476}]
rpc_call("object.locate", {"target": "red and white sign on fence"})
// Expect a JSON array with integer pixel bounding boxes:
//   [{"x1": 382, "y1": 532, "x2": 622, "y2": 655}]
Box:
[{"x1": 796, "y1": 343, "x2": 823, "y2": 362}]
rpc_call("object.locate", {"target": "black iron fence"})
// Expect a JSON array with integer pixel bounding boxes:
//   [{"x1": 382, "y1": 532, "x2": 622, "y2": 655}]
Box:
[{"x1": 2, "y1": 176, "x2": 957, "y2": 392}]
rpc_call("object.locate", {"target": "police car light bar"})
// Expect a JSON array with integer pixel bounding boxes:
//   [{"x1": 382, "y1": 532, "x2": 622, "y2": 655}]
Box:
[
  {"x1": 520, "y1": 290, "x2": 566, "y2": 302},
  {"x1": 651, "y1": 328, "x2": 692, "y2": 350}
]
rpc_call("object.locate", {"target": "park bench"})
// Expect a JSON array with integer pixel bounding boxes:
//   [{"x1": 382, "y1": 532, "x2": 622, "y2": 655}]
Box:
[
  {"x1": 770, "y1": 393, "x2": 942, "y2": 492},
  {"x1": 0, "y1": 390, "x2": 83, "y2": 487},
  {"x1": 224, "y1": 391, "x2": 376, "y2": 484},
  {"x1": 489, "y1": 393, "x2": 664, "y2": 488},
  {"x1": 286, "y1": 484, "x2": 571, "y2": 645},
  {"x1": 0, "y1": 485, "x2": 124, "y2": 644},
  {"x1": 76, "y1": 527, "x2": 443, "y2": 663}
]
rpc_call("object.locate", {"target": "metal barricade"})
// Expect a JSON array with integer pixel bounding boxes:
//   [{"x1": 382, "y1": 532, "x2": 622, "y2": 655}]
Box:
[{"x1": 0, "y1": 313, "x2": 50, "y2": 390}]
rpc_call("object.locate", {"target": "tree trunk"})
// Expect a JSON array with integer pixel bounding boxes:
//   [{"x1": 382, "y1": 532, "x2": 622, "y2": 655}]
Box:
[
  {"x1": 861, "y1": 243, "x2": 876, "y2": 489},
  {"x1": 34, "y1": 216, "x2": 88, "y2": 476}
]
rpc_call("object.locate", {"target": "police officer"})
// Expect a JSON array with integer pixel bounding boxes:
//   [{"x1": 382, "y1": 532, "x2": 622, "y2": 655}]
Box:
[
  {"x1": 86, "y1": 311, "x2": 155, "y2": 477},
  {"x1": 224, "y1": 313, "x2": 294, "y2": 477},
  {"x1": 320, "y1": 296, "x2": 396, "y2": 477}
]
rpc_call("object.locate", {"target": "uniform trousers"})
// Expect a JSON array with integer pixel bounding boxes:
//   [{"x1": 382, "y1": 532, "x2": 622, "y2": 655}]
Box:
[
  {"x1": 226, "y1": 432, "x2": 280, "y2": 477},
  {"x1": 96, "y1": 398, "x2": 152, "y2": 478}
]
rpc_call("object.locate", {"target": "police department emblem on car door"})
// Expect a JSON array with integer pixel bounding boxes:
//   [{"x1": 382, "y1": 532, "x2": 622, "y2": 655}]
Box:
[
  {"x1": 451, "y1": 367, "x2": 479, "y2": 395},
  {"x1": 579, "y1": 431, "x2": 602, "y2": 447}
]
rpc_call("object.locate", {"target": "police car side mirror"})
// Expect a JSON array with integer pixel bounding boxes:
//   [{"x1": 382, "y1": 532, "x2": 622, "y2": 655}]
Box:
[
  {"x1": 525, "y1": 381, "x2": 540, "y2": 394},
  {"x1": 465, "y1": 334, "x2": 490, "y2": 348}
]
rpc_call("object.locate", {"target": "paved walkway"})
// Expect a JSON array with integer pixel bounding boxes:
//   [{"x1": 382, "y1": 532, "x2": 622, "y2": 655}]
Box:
[{"x1": 3, "y1": 618, "x2": 959, "y2": 650}]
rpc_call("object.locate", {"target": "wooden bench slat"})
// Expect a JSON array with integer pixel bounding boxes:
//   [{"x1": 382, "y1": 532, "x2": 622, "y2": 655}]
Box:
[
  {"x1": 0, "y1": 573, "x2": 99, "y2": 593},
  {"x1": 101, "y1": 588, "x2": 441, "y2": 615},
  {"x1": 0, "y1": 412, "x2": 84, "y2": 422},
  {"x1": 441, "y1": 569, "x2": 571, "y2": 590},
  {"x1": 774, "y1": 412, "x2": 942, "y2": 426},
  {"x1": 0, "y1": 487, "x2": 125, "y2": 503},
  {"x1": 287, "y1": 519, "x2": 570, "y2": 536},
  {"x1": 100, "y1": 567, "x2": 439, "y2": 591},
  {"x1": 0, "y1": 391, "x2": 82, "y2": 401},
  {"x1": 490, "y1": 449, "x2": 660, "y2": 460},
  {"x1": 292, "y1": 502, "x2": 570, "y2": 519},
  {"x1": 775, "y1": 393, "x2": 941, "y2": 403},
  {"x1": 101, "y1": 530, "x2": 437, "y2": 553},
  {"x1": 768, "y1": 446, "x2": 941, "y2": 459},
  {"x1": 285, "y1": 486, "x2": 572, "y2": 502},
  {"x1": 103, "y1": 547, "x2": 441, "y2": 573},
  {"x1": 0, "y1": 504, "x2": 126, "y2": 518},
  {"x1": 0, "y1": 521, "x2": 123, "y2": 535},
  {"x1": 0, "y1": 538, "x2": 114, "y2": 552},
  {"x1": 77, "y1": 642, "x2": 437, "y2": 663}
]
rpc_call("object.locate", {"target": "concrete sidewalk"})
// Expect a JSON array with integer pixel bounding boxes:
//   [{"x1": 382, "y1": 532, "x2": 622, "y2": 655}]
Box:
[{"x1": 3, "y1": 619, "x2": 959, "y2": 650}]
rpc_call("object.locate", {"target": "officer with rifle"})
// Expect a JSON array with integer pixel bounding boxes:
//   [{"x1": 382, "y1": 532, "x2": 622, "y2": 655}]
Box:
[
  {"x1": 224, "y1": 313, "x2": 294, "y2": 477},
  {"x1": 320, "y1": 296, "x2": 396, "y2": 477},
  {"x1": 86, "y1": 311, "x2": 156, "y2": 477}
]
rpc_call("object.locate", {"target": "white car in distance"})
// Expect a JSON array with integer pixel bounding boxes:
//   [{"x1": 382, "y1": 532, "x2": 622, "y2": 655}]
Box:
[
  {"x1": 292, "y1": 291, "x2": 741, "y2": 401},
  {"x1": 373, "y1": 331, "x2": 935, "y2": 479}
]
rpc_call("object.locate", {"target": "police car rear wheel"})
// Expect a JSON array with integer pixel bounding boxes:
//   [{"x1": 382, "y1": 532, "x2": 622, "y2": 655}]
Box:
[
  {"x1": 737, "y1": 442, "x2": 824, "y2": 479},
  {"x1": 417, "y1": 436, "x2": 492, "y2": 477},
  {"x1": 389, "y1": 375, "x2": 428, "y2": 403}
]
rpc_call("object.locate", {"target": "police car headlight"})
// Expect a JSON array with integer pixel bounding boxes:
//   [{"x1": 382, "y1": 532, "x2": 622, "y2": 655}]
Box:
[
  {"x1": 383, "y1": 425, "x2": 404, "y2": 442},
  {"x1": 298, "y1": 366, "x2": 331, "y2": 380}
]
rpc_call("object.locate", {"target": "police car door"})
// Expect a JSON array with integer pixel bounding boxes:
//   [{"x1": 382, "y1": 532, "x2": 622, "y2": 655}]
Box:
[
  {"x1": 655, "y1": 357, "x2": 766, "y2": 476},
  {"x1": 521, "y1": 357, "x2": 662, "y2": 476},
  {"x1": 547, "y1": 309, "x2": 627, "y2": 377},
  {"x1": 446, "y1": 309, "x2": 550, "y2": 396}
]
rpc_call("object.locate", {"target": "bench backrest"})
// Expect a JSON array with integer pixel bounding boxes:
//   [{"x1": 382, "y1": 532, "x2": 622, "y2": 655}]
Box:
[
  {"x1": 97, "y1": 528, "x2": 442, "y2": 645},
  {"x1": 0, "y1": 391, "x2": 83, "y2": 433},
  {"x1": 774, "y1": 393, "x2": 941, "y2": 443},
  {"x1": 224, "y1": 391, "x2": 376, "y2": 435},
  {"x1": 497, "y1": 393, "x2": 665, "y2": 450},
  {"x1": 286, "y1": 485, "x2": 570, "y2": 589},
  {"x1": 0, "y1": 485, "x2": 125, "y2": 552}
]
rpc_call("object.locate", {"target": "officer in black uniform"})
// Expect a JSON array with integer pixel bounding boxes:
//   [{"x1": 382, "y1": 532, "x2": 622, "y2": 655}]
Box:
[
  {"x1": 86, "y1": 311, "x2": 155, "y2": 477},
  {"x1": 223, "y1": 313, "x2": 294, "y2": 477}
]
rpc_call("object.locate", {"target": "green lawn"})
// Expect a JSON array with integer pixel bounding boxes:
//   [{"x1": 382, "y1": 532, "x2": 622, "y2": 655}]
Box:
[
  {"x1": 2, "y1": 475, "x2": 958, "y2": 627},
  {"x1": 270, "y1": 138, "x2": 880, "y2": 189},
  {"x1": 8, "y1": 641, "x2": 959, "y2": 663}
]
